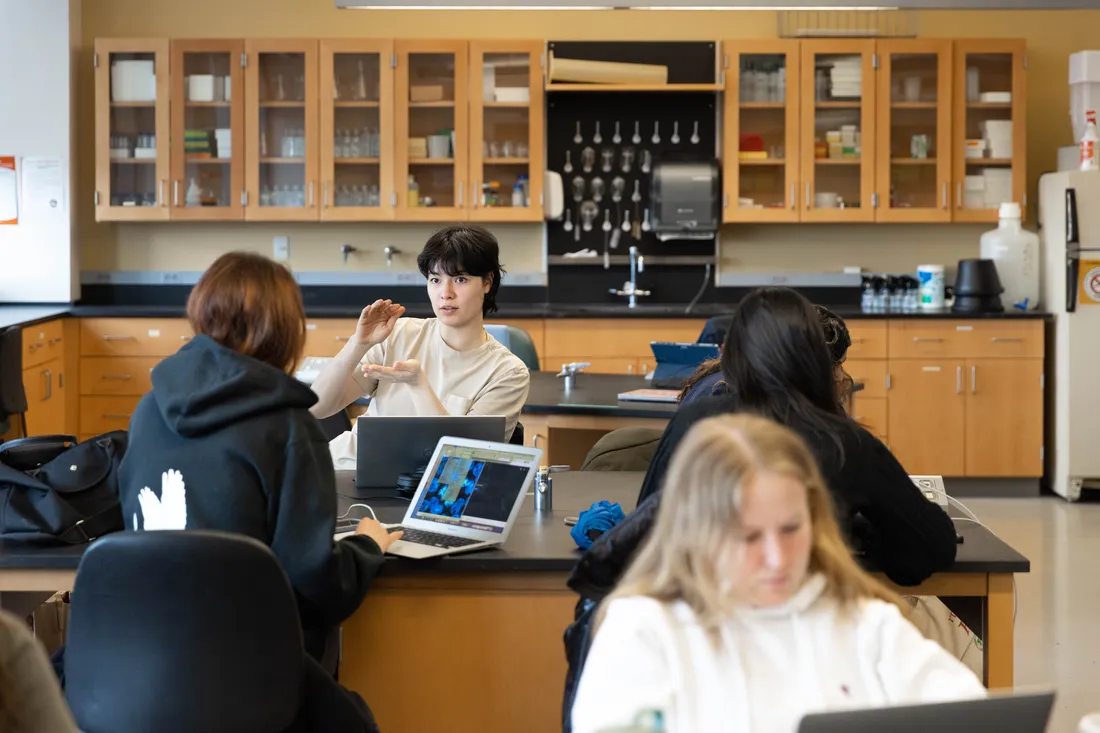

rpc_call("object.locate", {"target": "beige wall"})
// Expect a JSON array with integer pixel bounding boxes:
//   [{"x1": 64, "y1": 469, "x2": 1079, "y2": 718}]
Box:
[{"x1": 79, "y1": 4, "x2": 1100, "y2": 276}]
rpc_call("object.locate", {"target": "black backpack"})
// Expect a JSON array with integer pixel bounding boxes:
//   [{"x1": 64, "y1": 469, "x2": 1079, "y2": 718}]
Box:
[{"x1": 0, "y1": 431, "x2": 128, "y2": 545}]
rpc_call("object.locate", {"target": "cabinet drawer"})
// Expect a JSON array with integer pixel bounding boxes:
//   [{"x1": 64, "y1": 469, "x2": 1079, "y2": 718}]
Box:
[
  {"x1": 964, "y1": 321, "x2": 1044, "y2": 359},
  {"x1": 22, "y1": 319, "x2": 64, "y2": 369},
  {"x1": 80, "y1": 396, "x2": 141, "y2": 435},
  {"x1": 850, "y1": 396, "x2": 886, "y2": 438},
  {"x1": 844, "y1": 358, "x2": 887, "y2": 399},
  {"x1": 81, "y1": 319, "x2": 193, "y2": 356},
  {"x1": 80, "y1": 357, "x2": 160, "y2": 396},
  {"x1": 887, "y1": 320, "x2": 967, "y2": 359},
  {"x1": 539, "y1": 356, "x2": 642, "y2": 376},
  {"x1": 304, "y1": 319, "x2": 358, "y2": 358},
  {"x1": 845, "y1": 321, "x2": 887, "y2": 359},
  {"x1": 544, "y1": 319, "x2": 707, "y2": 359}
]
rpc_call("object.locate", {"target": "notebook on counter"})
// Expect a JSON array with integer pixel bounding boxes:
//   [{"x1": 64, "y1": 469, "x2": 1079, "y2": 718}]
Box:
[{"x1": 617, "y1": 388, "x2": 680, "y2": 404}]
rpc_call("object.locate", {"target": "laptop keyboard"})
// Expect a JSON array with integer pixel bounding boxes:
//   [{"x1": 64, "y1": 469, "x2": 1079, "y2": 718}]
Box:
[{"x1": 389, "y1": 527, "x2": 483, "y2": 549}]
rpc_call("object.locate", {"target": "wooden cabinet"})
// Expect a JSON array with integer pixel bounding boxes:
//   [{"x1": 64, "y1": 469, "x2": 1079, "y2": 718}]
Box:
[
  {"x1": 94, "y1": 39, "x2": 171, "y2": 221},
  {"x1": 169, "y1": 39, "x2": 246, "y2": 220},
  {"x1": 875, "y1": 39, "x2": 953, "y2": 223},
  {"x1": 20, "y1": 320, "x2": 70, "y2": 437},
  {"x1": 887, "y1": 358, "x2": 967, "y2": 475},
  {"x1": 722, "y1": 40, "x2": 801, "y2": 222},
  {"x1": 884, "y1": 319, "x2": 1044, "y2": 477},
  {"x1": 395, "y1": 40, "x2": 469, "y2": 220},
  {"x1": 964, "y1": 358, "x2": 1044, "y2": 477},
  {"x1": 800, "y1": 40, "x2": 877, "y2": 222},
  {"x1": 319, "y1": 40, "x2": 395, "y2": 221},
  {"x1": 543, "y1": 319, "x2": 705, "y2": 375},
  {"x1": 468, "y1": 40, "x2": 545, "y2": 222},
  {"x1": 244, "y1": 40, "x2": 321, "y2": 221},
  {"x1": 952, "y1": 40, "x2": 1028, "y2": 223}
]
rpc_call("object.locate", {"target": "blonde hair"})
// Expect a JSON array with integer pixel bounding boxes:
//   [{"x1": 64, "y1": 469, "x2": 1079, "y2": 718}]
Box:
[{"x1": 600, "y1": 414, "x2": 901, "y2": 637}]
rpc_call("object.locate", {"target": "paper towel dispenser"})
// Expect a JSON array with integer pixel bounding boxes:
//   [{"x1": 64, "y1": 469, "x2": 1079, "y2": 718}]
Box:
[{"x1": 649, "y1": 160, "x2": 720, "y2": 241}]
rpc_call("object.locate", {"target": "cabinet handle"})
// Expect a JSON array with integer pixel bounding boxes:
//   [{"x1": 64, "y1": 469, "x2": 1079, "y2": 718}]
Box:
[
  {"x1": 942, "y1": 182, "x2": 948, "y2": 210},
  {"x1": 308, "y1": 181, "x2": 315, "y2": 207},
  {"x1": 160, "y1": 179, "x2": 167, "y2": 207},
  {"x1": 28, "y1": 343, "x2": 42, "y2": 352},
  {"x1": 971, "y1": 365, "x2": 977, "y2": 394},
  {"x1": 912, "y1": 337, "x2": 944, "y2": 343},
  {"x1": 324, "y1": 181, "x2": 331, "y2": 208},
  {"x1": 457, "y1": 181, "x2": 464, "y2": 207},
  {"x1": 885, "y1": 373, "x2": 892, "y2": 390},
  {"x1": 41, "y1": 370, "x2": 50, "y2": 401},
  {"x1": 103, "y1": 413, "x2": 132, "y2": 420},
  {"x1": 102, "y1": 374, "x2": 133, "y2": 381},
  {"x1": 805, "y1": 183, "x2": 811, "y2": 209},
  {"x1": 173, "y1": 180, "x2": 180, "y2": 207},
  {"x1": 789, "y1": 183, "x2": 795, "y2": 210},
  {"x1": 956, "y1": 182, "x2": 962, "y2": 209},
  {"x1": 956, "y1": 365, "x2": 962, "y2": 394},
  {"x1": 474, "y1": 180, "x2": 480, "y2": 208},
  {"x1": 101, "y1": 335, "x2": 135, "y2": 341},
  {"x1": 991, "y1": 337, "x2": 1022, "y2": 343},
  {"x1": 48, "y1": 338, "x2": 61, "y2": 345}
]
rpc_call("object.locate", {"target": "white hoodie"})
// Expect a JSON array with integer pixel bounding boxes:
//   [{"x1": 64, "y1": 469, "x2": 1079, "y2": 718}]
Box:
[{"x1": 571, "y1": 574, "x2": 986, "y2": 733}]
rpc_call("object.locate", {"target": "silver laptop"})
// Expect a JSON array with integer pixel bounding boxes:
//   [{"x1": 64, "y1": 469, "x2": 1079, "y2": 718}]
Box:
[
  {"x1": 354, "y1": 415, "x2": 506, "y2": 489},
  {"x1": 798, "y1": 692, "x2": 1055, "y2": 733},
  {"x1": 381, "y1": 436, "x2": 542, "y2": 559}
]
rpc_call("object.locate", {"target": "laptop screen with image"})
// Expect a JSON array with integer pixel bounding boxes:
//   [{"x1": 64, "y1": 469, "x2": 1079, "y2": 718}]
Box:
[{"x1": 412, "y1": 443, "x2": 537, "y2": 534}]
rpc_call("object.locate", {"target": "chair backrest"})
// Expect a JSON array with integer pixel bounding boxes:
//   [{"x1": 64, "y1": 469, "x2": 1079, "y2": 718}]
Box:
[
  {"x1": 0, "y1": 327, "x2": 28, "y2": 418},
  {"x1": 65, "y1": 531, "x2": 304, "y2": 733},
  {"x1": 697, "y1": 315, "x2": 733, "y2": 346},
  {"x1": 485, "y1": 324, "x2": 540, "y2": 372}
]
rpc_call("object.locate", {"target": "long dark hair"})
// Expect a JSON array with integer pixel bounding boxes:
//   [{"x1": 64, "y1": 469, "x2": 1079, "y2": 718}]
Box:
[{"x1": 716, "y1": 288, "x2": 855, "y2": 457}]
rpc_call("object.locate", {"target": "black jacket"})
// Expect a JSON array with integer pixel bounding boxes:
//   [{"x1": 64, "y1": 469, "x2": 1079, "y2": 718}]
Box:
[{"x1": 118, "y1": 336, "x2": 383, "y2": 632}]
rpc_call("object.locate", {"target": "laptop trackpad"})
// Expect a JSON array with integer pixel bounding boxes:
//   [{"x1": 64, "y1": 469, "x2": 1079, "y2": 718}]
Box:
[{"x1": 386, "y1": 539, "x2": 444, "y2": 559}]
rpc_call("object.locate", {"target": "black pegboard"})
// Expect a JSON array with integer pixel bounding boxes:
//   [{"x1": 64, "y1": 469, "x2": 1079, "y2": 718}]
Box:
[
  {"x1": 547, "y1": 92, "x2": 718, "y2": 260},
  {"x1": 547, "y1": 41, "x2": 717, "y2": 85}
]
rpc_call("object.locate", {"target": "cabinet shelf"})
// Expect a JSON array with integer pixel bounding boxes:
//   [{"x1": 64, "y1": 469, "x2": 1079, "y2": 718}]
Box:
[
  {"x1": 186, "y1": 102, "x2": 231, "y2": 108},
  {"x1": 409, "y1": 157, "x2": 454, "y2": 165},
  {"x1": 335, "y1": 157, "x2": 381, "y2": 164},
  {"x1": 815, "y1": 158, "x2": 861, "y2": 165},
  {"x1": 334, "y1": 101, "x2": 380, "y2": 108},
  {"x1": 891, "y1": 158, "x2": 937, "y2": 165},
  {"x1": 260, "y1": 157, "x2": 306, "y2": 164},
  {"x1": 739, "y1": 102, "x2": 786, "y2": 109},
  {"x1": 110, "y1": 158, "x2": 156, "y2": 165},
  {"x1": 409, "y1": 101, "x2": 455, "y2": 108},
  {"x1": 965, "y1": 158, "x2": 1013, "y2": 166},
  {"x1": 185, "y1": 156, "x2": 231, "y2": 163},
  {"x1": 891, "y1": 102, "x2": 938, "y2": 110},
  {"x1": 260, "y1": 101, "x2": 306, "y2": 108},
  {"x1": 967, "y1": 102, "x2": 1013, "y2": 109},
  {"x1": 816, "y1": 101, "x2": 862, "y2": 109},
  {"x1": 546, "y1": 83, "x2": 721, "y2": 92},
  {"x1": 110, "y1": 101, "x2": 156, "y2": 108},
  {"x1": 739, "y1": 159, "x2": 786, "y2": 166},
  {"x1": 483, "y1": 157, "x2": 530, "y2": 165},
  {"x1": 483, "y1": 101, "x2": 530, "y2": 108}
]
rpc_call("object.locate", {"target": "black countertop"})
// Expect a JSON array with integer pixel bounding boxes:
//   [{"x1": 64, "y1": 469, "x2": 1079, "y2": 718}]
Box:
[
  {"x1": 523, "y1": 372, "x2": 679, "y2": 419},
  {"x1": 63, "y1": 302, "x2": 1053, "y2": 321},
  {"x1": 0, "y1": 472, "x2": 1030, "y2": 576}
]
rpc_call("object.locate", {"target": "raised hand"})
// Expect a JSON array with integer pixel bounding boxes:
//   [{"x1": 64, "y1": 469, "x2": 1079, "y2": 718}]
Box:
[
  {"x1": 362, "y1": 359, "x2": 422, "y2": 385},
  {"x1": 354, "y1": 299, "x2": 406, "y2": 348}
]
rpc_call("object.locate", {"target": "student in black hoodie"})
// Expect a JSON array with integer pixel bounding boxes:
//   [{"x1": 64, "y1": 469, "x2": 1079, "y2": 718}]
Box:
[{"x1": 117, "y1": 252, "x2": 400, "y2": 731}]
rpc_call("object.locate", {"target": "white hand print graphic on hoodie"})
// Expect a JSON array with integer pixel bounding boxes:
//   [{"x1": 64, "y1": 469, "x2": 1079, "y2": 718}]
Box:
[{"x1": 133, "y1": 469, "x2": 188, "y2": 531}]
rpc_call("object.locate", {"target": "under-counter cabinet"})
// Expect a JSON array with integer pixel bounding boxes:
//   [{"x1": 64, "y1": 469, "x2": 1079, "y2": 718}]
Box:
[
  {"x1": 21, "y1": 320, "x2": 70, "y2": 437},
  {"x1": 884, "y1": 320, "x2": 1043, "y2": 478}
]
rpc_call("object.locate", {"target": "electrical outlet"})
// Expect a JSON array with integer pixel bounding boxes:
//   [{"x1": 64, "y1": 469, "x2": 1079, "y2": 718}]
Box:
[
  {"x1": 161, "y1": 272, "x2": 184, "y2": 285},
  {"x1": 273, "y1": 236, "x2": 290, "y2": 262}
]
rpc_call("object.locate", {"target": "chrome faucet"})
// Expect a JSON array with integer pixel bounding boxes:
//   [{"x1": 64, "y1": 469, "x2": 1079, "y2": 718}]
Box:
[
  {"x1": 609, "y1": 246, "x2": 651, "y2": 308},
  {"x1": 383, "y1": 246, "x2": 400, "y2": 268}
]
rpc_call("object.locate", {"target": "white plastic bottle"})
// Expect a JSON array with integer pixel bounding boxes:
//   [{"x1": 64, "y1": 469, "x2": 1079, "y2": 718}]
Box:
[
  {"x1": 1081, "y1": 109, "x2": 1099, "y2": 171},
  {"x1": 979, "y1": 202, "x2": 1040, "y2": 311}
]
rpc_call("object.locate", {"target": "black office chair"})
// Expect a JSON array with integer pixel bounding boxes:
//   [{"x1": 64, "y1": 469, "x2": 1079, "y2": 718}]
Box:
[
  {"x1": 510, "y1": 421, "x2": 525, "y2": 445},
  {"x1": 0, "y1": 327, "x2": 28, "y2": 439},
  {"x1": 65, "y1": 531, "x2": 304, "y2": 733}
]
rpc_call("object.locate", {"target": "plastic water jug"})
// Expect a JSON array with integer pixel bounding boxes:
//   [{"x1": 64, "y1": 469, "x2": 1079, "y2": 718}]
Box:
[{"x1": 979, "y1": 202, "x2": 1040, "y2": 311}]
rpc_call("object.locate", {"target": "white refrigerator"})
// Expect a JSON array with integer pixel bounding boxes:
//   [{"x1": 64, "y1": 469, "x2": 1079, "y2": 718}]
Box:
[{"x1": 1039, "y1": 170, "x2": 1100, "y2": 500}]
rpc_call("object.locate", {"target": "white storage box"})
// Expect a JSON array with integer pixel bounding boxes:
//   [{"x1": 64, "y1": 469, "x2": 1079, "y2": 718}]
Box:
[
  {"x1": 494, "y1": 87, "x2": 530, "y2": 103},
  {"x1": 111, "y1": 60, "x2": 156, "y2": 102},
  {"x1": 187, "y1": 75, "x2": 216, "y2": 102}
]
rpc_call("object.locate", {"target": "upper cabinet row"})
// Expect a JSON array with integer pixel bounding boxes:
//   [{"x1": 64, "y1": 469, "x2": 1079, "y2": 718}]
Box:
[
  {"x1": 724, "y1": 38, "x2": 1026, "y2": 223},
  {"x1": 94, "y1": 38, "x2": 545, "y2": 222}
]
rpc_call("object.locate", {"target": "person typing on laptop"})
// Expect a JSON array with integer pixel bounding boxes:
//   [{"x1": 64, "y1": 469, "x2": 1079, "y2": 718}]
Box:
[
  {"x1": 311, "y1": 225, "x2": 531, "y2": 468},
  {"x1": 570, "y1": 414, "x2": 984, "y2": 733}
]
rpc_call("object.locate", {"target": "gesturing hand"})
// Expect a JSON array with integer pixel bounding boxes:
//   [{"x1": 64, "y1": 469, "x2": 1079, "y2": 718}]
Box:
[
  {"x1": 362, "y1": 359, "x2": 423, "y2": 385},
  {"x1": 354, "y1": 300, "x2": 405, "y2": 348}
]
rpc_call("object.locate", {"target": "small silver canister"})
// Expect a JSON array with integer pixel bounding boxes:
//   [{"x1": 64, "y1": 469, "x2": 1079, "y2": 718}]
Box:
[{"x1": 534, "y1": 465, "x2": 570, "y2": 513}]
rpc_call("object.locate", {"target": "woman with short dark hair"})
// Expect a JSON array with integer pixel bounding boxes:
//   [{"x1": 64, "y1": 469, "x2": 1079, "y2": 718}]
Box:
[{"x1": 117, "y1": 252, "x2": 399, "y2": 730}]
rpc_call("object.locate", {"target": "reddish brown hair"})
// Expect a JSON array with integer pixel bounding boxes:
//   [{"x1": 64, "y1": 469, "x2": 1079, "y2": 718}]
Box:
[{"x1": 186, "y1": 252, "x2": 306, "y2": 373}]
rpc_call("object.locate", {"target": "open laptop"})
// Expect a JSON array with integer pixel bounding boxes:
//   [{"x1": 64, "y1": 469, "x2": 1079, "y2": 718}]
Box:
[
  {"x1": 378, "y1": 436, "x2": 542, "y2": 559},
  {"x1": 798, "y1": 692, "x2": 1055, "y2": 733},
  {"x1": 355, "y1": 415, "x2": 506, "y2": 489},
  {"x1": 650, "y1": 341, "x2": 720, "y2": 385}
]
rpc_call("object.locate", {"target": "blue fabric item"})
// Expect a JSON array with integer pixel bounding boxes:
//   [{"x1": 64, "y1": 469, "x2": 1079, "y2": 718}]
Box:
[
  {"x1": 678, "y1": 370, "x2": 730, "y2": 407},
  {"x1": 570, "y1": 501, "x2": 626, "y2": 550}
]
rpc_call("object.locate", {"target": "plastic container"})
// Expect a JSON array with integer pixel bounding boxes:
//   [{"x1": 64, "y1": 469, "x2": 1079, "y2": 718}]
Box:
[
  {"x1": 917, "y1": 264, "x2": 946, "y2": 311},
  {"x1": 1070, "y1": 51, "x2": 1100, "y2": 142},
  {"x1": 407, "y1": 175, "x2": 419, "y2": 207},
  {"x1": 979, "y1": 202, "x2": 1040, "y2": 311},
  {"x1": 1080, "y1": 110, "x2": 1099, "y2": 171}
]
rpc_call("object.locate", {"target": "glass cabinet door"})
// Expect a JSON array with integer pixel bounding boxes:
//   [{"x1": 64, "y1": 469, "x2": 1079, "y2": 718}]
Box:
[
  {"x1": 245, "y1": 40, "x2": 319, "y2": 221},
  {"x1": 395, "y1": 40, "x2": 468, "y2": 221},
  {"x1": 801, "y1": 40, "x2": 876, "y2": 222},
  {"x1": 170, "y1": 40, "x2": 245, "y2": 220},
  {"x1": 320, "y1": 40, "x2": 394, "y2": 221},
  {"x1": 953, "y1": 40, "x2": 1027, "y2": 222},
  {"x1": 876, "y1": 40, "x2": 952, "y2": 222},
  {"x1": 94, "y1": 39, "x2": 170, "y2": 221},
  {"x1": 469, "y1": 41, "x2": 544, "y2": 222},
  {"x1": 723, "y1": 40, "x2": 800, "y2": 223}
]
